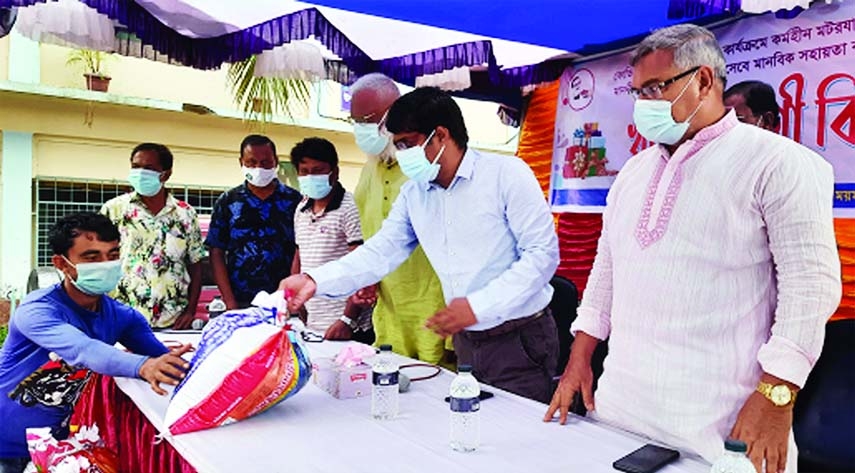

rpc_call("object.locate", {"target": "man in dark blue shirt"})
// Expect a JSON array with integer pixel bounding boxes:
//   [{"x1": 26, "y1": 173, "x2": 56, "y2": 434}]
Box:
[{"x1": 206, "y1": 135, "x2": 302, "y2": 309}]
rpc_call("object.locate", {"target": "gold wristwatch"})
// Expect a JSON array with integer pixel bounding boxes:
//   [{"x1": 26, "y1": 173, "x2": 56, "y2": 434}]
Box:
[{"x1": 756, "y1": 381, "x2": 797, "y2": 407}]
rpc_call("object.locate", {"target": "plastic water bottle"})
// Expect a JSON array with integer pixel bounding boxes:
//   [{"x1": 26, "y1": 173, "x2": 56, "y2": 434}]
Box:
[
  {"x1": 207, "y1": 296, "x2": 227, "y2": 318},
  {"x1": 449, "y1": 364, "x2": 480, "y2": 452},
  {"x1": 371, "y1": 344, "x2": 399, "y2": 420},
  {"x1": 710, "y1": 439, "x2": 756, "y2": 473}
]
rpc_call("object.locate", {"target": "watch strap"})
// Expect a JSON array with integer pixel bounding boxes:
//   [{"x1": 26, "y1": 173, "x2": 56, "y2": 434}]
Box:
[{"x1": 339, "y1": 315, "x2": 356, "y2": 328}]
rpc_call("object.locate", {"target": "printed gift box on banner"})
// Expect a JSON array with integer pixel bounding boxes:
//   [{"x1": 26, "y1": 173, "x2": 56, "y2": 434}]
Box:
[{"x1": 313, "y1": 343, "x2": 375, "y2": 399}]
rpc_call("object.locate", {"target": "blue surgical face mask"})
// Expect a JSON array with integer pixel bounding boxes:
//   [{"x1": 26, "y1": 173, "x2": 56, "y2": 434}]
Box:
[
  {"x1": 298, "y1": 173, "x2": 333, "y2": 200},
  {"x1": 632, "y1": 70, "x2": 703, "y2": 145},
  {"x1": 354, "y1": 122, "x2": 391, "y2": 156},
  {"x1": 395, "y1": 130, "x2": 446, "y2": 183},
  {"x1": 63, "y1": 256, "x2": 122, "y2": 296},
  {"x1": 128, "y1": 169, "x2": 163, "y2": 197}
]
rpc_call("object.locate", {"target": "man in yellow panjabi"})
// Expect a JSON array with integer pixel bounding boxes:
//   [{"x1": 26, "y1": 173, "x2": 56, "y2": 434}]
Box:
[{"x1": 349, "y1": 73, "x2": 451, "y2": 366}]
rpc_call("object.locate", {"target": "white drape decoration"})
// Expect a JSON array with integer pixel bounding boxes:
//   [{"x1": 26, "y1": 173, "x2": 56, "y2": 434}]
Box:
[
  {"x1": 253, "y1": 41, "x2": 328, "y2": 81},
  {"x1": 14, "y1": 0, "x2": 115, "y2": 51},
  {"x1": 740, "y1": 0, "x2": 811, "y2": 13},
  {"x1": 414, "y1": 66, "x2": 472, "y2": 91}
]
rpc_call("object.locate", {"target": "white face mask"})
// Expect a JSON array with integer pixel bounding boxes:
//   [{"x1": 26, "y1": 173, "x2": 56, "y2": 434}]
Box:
[
  {"x1": 242, "y1": 166, "x2": 278, "y2": 187},
  {"x1": 632, "y1": 69, "x2": 703, "y2": 145},
  {"x1": 354, "y1": 122, "x2": 392, "y2": 157},
  {"x1": 394, "y1": 129, "x2": 446, "y2": 183}
]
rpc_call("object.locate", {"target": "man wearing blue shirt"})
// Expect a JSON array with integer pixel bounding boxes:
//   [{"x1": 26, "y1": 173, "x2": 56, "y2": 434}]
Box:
[
  {"x1": 282, "y1": 87, "x2": 560, "y2": 403},
  {"x1": 0, "y1": 213, "x2": 190, "y2": 473},
  {"x1": 206, "y1": 135, "x2": 302, "y2": 309}
]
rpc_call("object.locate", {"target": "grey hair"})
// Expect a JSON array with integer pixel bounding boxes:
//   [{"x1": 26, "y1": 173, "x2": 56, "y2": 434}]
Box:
[
  {"x1": 630, "y1": 24, "x2": 727, "y2": 86},
  {"x1": 350, "y1": 73, "x2": 401, "y2": 100}
]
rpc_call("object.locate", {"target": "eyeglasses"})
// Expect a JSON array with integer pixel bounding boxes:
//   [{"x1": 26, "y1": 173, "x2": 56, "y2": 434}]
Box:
[
  {"x1": 629, "y1": 66, "x2": 701, "y2": 100},
  {"x1": 394, "y1": 129, "x2": 436, "y2": 151},
  {"x1": 348, "y1": 109, "x2": 389, "y2": 126},
  {"x1": 301, "y1": 331, "x2": 324, "y2": 343}
]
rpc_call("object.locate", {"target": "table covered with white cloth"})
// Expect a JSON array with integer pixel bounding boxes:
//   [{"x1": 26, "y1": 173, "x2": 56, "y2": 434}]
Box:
[{"x1": 114, "y1": 333, "x2": 710, "y2": 473}]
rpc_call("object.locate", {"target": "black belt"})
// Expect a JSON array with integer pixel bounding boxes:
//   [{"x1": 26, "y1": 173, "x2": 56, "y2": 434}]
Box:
[{"x1": 462, "y1": 308, "x2": 547, "y2": 341}]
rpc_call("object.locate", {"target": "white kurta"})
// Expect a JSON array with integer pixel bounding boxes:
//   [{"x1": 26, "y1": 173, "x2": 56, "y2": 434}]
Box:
[{"x1": 571, "y1": 110, "x2": 841, "y2": 468}]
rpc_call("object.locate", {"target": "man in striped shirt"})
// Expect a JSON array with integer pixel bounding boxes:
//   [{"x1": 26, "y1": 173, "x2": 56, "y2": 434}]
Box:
[{"x1": 290, "y1": 138, "x2": 374, "y2": 343}]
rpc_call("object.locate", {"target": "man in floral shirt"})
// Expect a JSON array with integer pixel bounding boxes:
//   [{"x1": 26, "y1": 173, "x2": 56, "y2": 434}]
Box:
[{"x1": 101, "y1": 143, "x2": 206, "y2": 329}]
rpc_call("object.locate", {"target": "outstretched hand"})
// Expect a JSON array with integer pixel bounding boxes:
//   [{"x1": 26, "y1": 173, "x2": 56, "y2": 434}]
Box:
[
  {"x1": 139, "y1": 343, "x2": 193, "y2": 395},
  {"x1": 278, "y1": 274, "x2": 318, "y2": 313}
]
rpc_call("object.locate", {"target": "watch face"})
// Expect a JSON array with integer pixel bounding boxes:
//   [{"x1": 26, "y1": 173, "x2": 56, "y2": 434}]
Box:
[{"x1": 770, "y1": 385, "x2": 792, "y2": 406}]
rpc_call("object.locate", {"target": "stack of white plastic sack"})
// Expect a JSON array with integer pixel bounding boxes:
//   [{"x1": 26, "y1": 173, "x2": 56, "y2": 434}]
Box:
[{"x1": 164, "y1": 291, "x2": 312, "y2": 435}]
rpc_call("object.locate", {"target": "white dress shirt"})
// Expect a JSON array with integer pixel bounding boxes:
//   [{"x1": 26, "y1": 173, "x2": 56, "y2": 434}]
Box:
[
  {"x1": 309, "y1": 148, "x2": 559, "y2": 331},
  {"x1": 572, "y1": 110, "x2": 841, "y2": 465}
]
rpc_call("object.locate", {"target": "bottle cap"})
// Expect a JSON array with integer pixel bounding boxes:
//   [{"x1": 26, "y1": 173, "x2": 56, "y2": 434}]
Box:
[
  {"x1": 724, "y1": 438, "x2": 748, "y2": 453},
  {"x1": 378, "y1": 344, "x2": 393, "y2": 352},
  {"x1": 458, "y1": 364, "x2": 473, "y2": 373}
]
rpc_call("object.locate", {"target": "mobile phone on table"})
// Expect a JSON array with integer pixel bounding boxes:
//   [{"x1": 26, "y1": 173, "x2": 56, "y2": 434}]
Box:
[
  {"x1": 443, "y1": 390, "x2": 494, "y2": 403},
  {"x1": 613, "y1": 444, "x2": 680, "y2": 473}
]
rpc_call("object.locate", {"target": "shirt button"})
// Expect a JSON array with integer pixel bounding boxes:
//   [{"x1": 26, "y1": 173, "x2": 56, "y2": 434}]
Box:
[{"x1": 446, "y1": 220, "x2": 452, "y2": 225}]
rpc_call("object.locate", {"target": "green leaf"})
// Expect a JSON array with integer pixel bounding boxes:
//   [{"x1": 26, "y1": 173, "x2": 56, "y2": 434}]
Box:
[{"x1": 226, "y1": 56, "x2": 312, "y2": 127}]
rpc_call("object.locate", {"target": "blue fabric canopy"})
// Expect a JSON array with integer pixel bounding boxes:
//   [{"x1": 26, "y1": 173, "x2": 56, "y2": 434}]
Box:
[
  {"x1": 0, "y1": 0, "x2": 749, "y2": 107},
  {"x1": 303, "y1": 0, "x2": 739, "y2": 56}
]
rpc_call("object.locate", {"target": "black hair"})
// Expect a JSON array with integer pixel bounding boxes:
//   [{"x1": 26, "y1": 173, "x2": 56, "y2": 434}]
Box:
[
  {"x1": 48, "y1": 212, "x2": 120, "y2": 256},
  {"x1": 240, "y1": 134, "x2": 277, "y2": 158},
  {"x1": 131, "y1": 143, "x2": 173, "y2": 170},
  {"x1": 385, "y1": 87, "x2": 469, "y2": 148},
  {"x1": 289, "y1": 137, "x2": 338, "y2": 169},
  {"x1": 724, "y1": 80, "x2": 781, "y2": 128}
]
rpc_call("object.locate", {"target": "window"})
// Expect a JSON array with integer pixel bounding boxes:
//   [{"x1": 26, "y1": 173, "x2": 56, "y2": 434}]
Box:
[{"x1": 33, "y1": 177, "x2": 227, "y2": 266}]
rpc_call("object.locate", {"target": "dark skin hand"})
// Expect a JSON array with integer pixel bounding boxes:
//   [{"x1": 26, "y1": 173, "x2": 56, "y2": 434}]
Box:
[{"x1": 138, "y1": 343, "x2": 193, "y2": 395}]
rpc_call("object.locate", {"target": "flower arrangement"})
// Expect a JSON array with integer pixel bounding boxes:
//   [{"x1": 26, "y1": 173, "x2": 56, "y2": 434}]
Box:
[{"x1": 26, "y1": 425, "x2": 118, "y2": 473}]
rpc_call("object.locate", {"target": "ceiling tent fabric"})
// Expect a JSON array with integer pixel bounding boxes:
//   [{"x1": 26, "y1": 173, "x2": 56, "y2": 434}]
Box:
[{"x1": 2, "y1": 0, "x2": 813, "y2": 102}]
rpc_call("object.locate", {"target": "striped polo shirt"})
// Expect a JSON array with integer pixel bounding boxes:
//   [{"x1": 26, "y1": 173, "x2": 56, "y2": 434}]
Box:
[{"x1": 294, "y1": 184, "x2": 372, "y2": 332}]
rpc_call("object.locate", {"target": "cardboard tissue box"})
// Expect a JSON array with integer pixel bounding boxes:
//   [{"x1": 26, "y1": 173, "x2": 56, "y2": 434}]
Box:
[{"x1": 312, "y1": 343, "x2": 375, "y2": 399}]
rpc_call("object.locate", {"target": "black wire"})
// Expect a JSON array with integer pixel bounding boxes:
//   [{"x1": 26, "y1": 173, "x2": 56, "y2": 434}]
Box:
[{"x1": 399, "y1": 363, "x2": 441, "y2": 382}]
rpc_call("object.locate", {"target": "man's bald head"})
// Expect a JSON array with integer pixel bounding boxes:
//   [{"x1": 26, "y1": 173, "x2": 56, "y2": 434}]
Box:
[{"x1": 350, "y1": 73, "x2": 400, "y2": 121}]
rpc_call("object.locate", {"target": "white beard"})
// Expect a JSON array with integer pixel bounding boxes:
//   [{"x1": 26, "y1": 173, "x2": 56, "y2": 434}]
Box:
[{"x1": 375, "y1": 140, "x2": 398, "y2": 166}]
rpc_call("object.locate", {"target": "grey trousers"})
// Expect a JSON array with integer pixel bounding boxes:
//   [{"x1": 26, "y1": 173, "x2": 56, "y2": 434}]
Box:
[{"x1": 453, "y1": 310, "x2": 558, "y2": 404}]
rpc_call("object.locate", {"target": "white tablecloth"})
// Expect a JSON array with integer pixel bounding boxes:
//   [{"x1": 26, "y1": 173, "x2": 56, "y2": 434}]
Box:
[{"x1": 116, "y1": 334, "x2": 710, "y2": 473}]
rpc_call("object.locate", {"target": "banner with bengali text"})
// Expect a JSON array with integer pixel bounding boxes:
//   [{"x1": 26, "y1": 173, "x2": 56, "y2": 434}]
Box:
[{"x1": 549, "y1": 3, "x2": 855, "y2": 216}]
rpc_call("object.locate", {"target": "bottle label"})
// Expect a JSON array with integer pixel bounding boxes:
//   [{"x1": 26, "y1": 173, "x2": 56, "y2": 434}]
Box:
[
  {"x1": 450, "y1": 396, "x2": 480, "y2": 413},
  {"x1": 373, "y1": 371, "x2": 399, "y2": 386}
]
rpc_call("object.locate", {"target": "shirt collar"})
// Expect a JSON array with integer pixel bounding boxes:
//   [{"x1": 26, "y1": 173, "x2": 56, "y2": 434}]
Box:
[
  {"x1": 240, "y1": 179, "x2": 289, "y2": 196},
  {"x1": 130, "y1": 191, "x2": 178, "y2": 214},
  {"x1": 422, "y1": 147, "x2": 477, "y2": 192},
  {"x1": 659, "y1": 109, "x2": 739, "y2": 162},
  {"x1": 300, "y1": 182, "x2": 346, "y2": 214}
]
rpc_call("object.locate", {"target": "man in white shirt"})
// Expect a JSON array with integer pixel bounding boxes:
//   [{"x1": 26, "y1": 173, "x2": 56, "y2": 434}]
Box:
[{"x1": 545, "y1": 24, "x2": 841, "y2": 473}]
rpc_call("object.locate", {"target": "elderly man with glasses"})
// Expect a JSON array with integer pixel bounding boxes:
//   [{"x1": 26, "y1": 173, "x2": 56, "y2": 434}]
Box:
[{"x1": 545, "y1": 24, "x2": 841, "y2": 473}]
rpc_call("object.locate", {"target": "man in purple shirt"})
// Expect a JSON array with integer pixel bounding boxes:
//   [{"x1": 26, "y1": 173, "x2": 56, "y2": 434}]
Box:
[{"x1": 0, "y1": 213, "x2": 191, "y2": 473}]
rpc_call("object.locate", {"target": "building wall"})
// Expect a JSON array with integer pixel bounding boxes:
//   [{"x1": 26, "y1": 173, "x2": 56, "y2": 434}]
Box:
[{"x1": 0, "y1": 90, "x2": 367, "y2": 190}]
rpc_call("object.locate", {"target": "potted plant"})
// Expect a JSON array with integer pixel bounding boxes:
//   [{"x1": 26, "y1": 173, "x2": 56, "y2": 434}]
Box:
[{"x1": 67, "y1": 49, "x2": 111, "y2": 92}]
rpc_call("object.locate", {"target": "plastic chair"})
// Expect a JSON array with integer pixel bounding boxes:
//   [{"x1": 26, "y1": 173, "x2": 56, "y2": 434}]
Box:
[
  {"x1": 548, "y1": 275, "x2": 609, "y2": 415},
  {"x1": 794, "y1": 319, "x2": 855, "y2": 472},
  {"x1": 549, "y1": 275, "x2": 578, "y2": 375}
]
